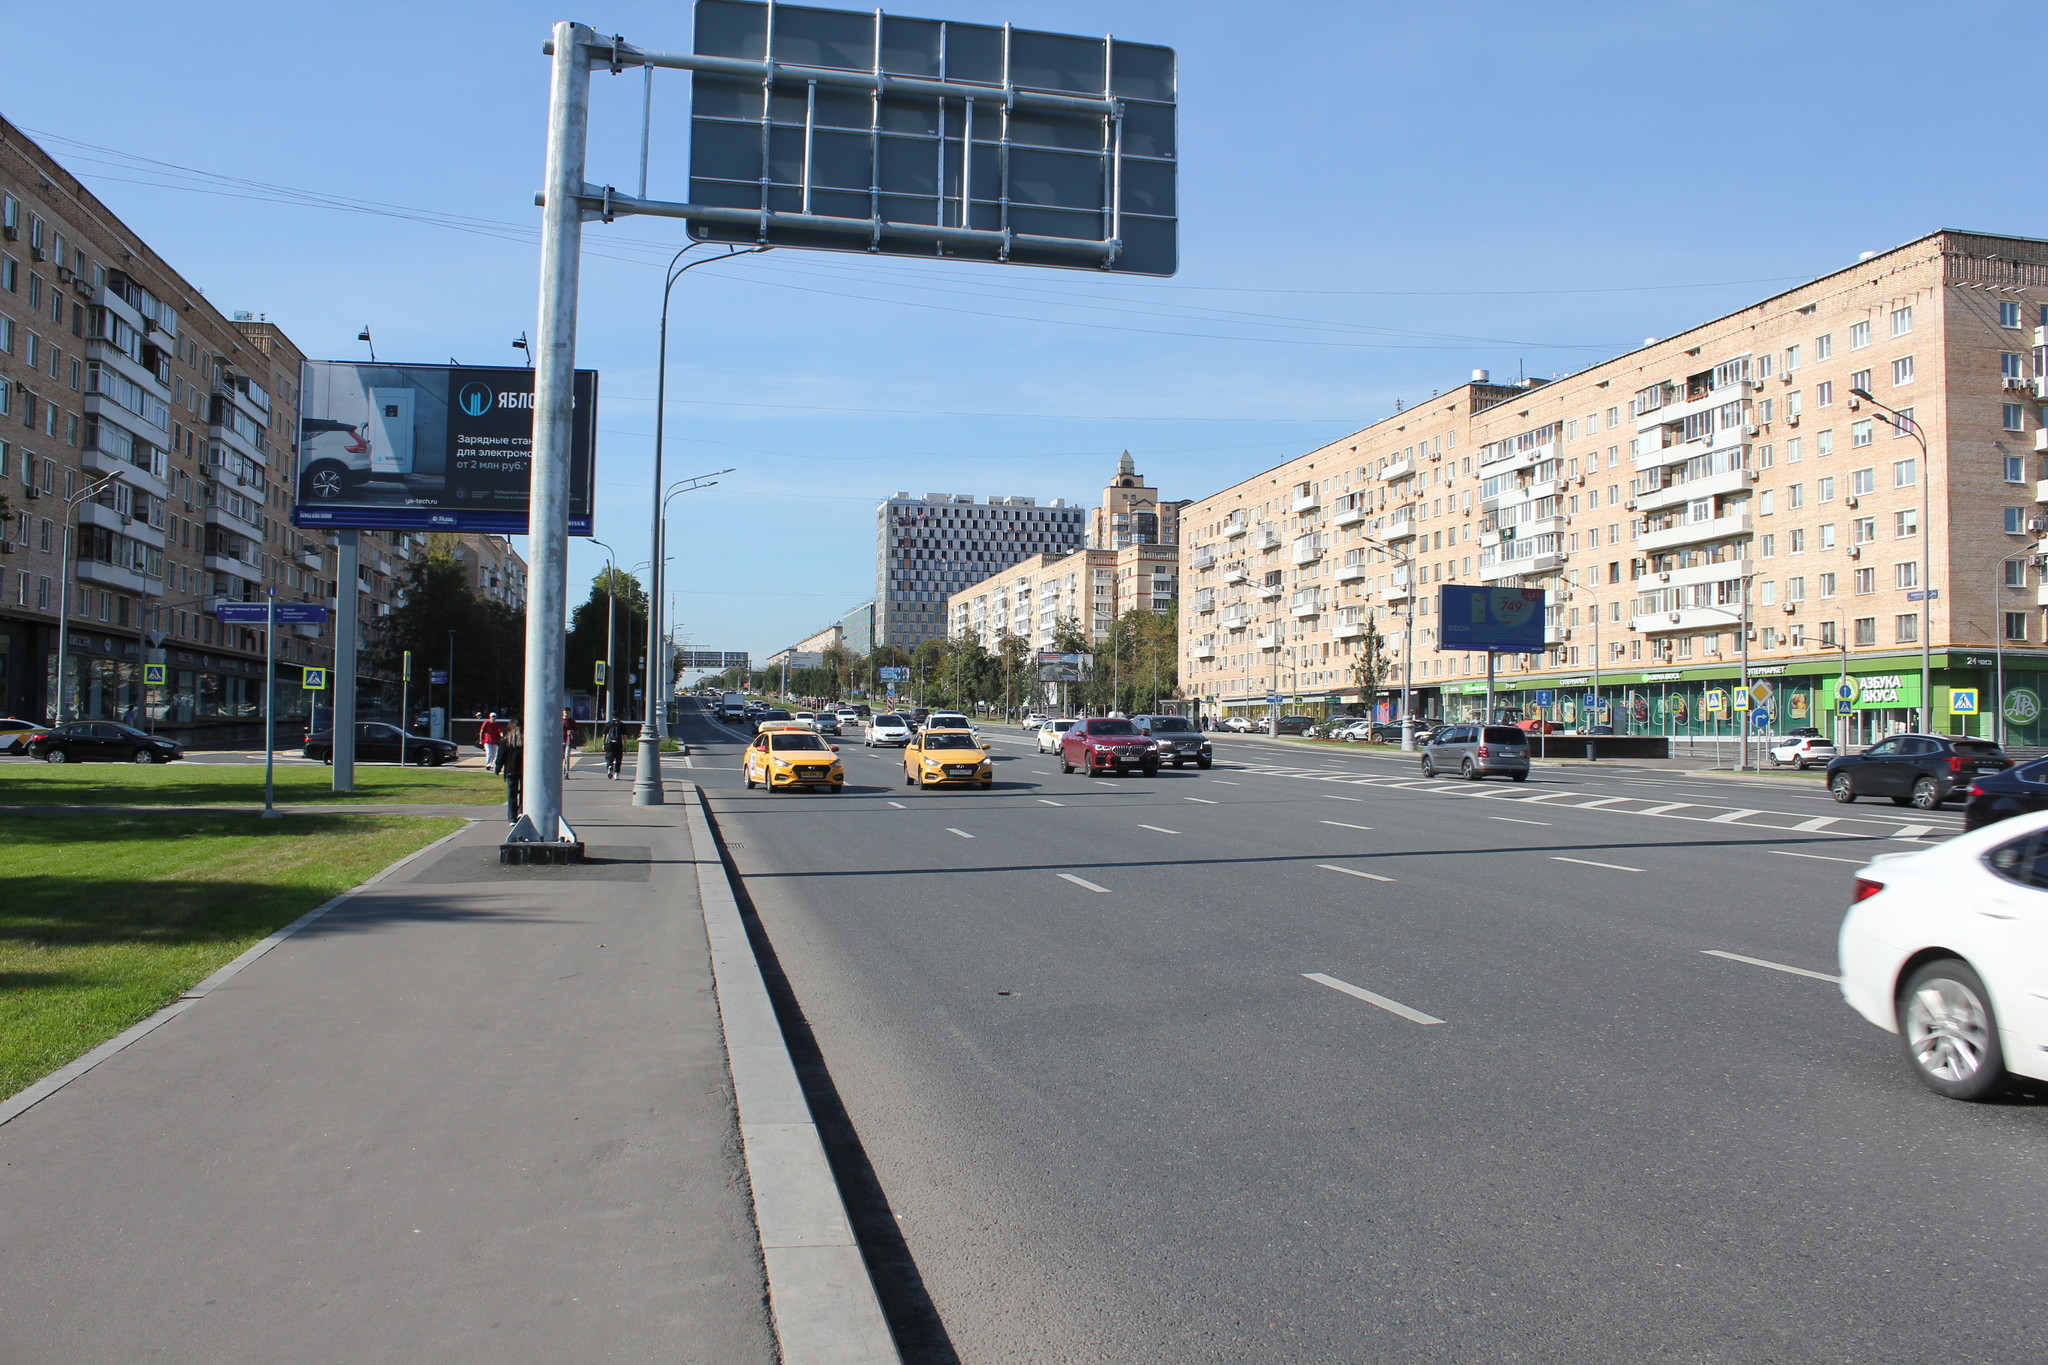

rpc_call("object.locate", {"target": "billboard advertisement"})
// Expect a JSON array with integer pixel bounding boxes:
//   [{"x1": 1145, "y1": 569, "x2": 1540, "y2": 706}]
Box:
[
  {"x1": 291, "y1": 361, "x2": 597, "y2": 535},
  {"x1": 1037, "y1": 651, "x2": 1094, "y2": 682},
  {"x1": 1437, "y1": 585, "x2": 1547, "y2": 653}
]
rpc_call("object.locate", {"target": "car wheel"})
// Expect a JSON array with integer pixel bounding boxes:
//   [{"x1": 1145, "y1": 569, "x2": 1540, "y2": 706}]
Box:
[
  {"x1": 305, "y1": 459, "x2": 351, "y2": 500},
  {"x1": 1510, "y1": 771, "x2": 1528, "y2": 783},
  {"x1": 44, "y1": 750, "x2": 67, "y2": 764},
  {"x1": 904, "y1": 772, "x2": 914, "y2": 786},
  {"x1": 745, "y1": 773, "x2": 756, "y2": 789},
  {"x1": 1142, "y1": 762, "x2": 1159, "y2": 777},
  {"x1": 1829, "y1": 774, "x2": 1856, "y2": 803},
  {"x1": 1899, "y1": 959, "x2": 2007, "y2": 1101},
  {"x1": 1461, "y1": 759, "x2": 1478, "y2": 781},
  {"x1": 1888, "y1": 795, "x2": 1913, "y2": 807},
  {"x1": 1197, "y1": 758, "x2": 1212, "y2": 769},
  {"x1": 131, "y1": 750, "x2": 158, "y2": 765},
  {"x1": 980, "y1": 780, "x2": 992, "y2": 790},
  {"x1": 1910, "y1": 777, "x2": 1942, "y2": 810},
  {"x1": 1419, "y1": 757, "x2": 1435, "y2": 777},
  {"x1": 1060, "y1": 757, "x2": 1073, "y2": 774}
]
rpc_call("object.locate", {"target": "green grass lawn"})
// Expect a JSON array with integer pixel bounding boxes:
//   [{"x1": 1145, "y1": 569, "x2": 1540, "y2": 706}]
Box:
[
  {"x1": 0, "y1": 762, "x2": 503, "y2": 807},
  {"x1": 1, "y1": 810, "x2": 463, "y2": 1099}
]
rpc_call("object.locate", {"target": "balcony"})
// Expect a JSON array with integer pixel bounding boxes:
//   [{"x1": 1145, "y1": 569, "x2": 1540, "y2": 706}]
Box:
[
  {"x1": 1632, "y1": 606, "x2": 1742, "y2": 635},
  {"x1": 1254, "y1": 526, "x2": 1283, "y2": 550},
  {"x1": 1191, "y1": 547, "x2": 1218, "y2": 570},
  {"x1": 1222, "y1": 607, "x2": 1250, "y2": 630},
  {"x1": 77, "y1": 558, "x2": 155, "y2": 594},
  {"x1": 1256, "y1": 581, "x2": 1284, "y2": 600},
  {"x1": 1380, "y1": 456, "x2": 1416, "y2": 482},
  {"x1": 82, "y1": 441, "x2": 169, "y2": 499},
  {"x1": 298, "y1": 547, "x2": 324, "y2": 570},
  {"x1": 1385, "y1": 578, "x2": 1413, "y2": 603},
  {"x1": 1333, "y1": 618, "x2": 1367, "y2": 640},
  {"x1": 1224, "y1": 514, "x2": 1249, "y2": 538},
  {"x1": 78, "y1": 500, "x2": 165, "y2": 549},
  {"x1": 1192, "y1": 589, "x2": 1216, "y2": 613},
  {"x1": 1193, "y1": 637, "x2": 1217, "y2": 660},
  {"x1": 1638, "y1": 511, "x2": 1753, "y2": 554},
  {"x1": 1635, "y1": 467, "x2": 1750, "y2": 513},
  {"x1": 1336, "y1": 556, "x2": 1368, "y2": 582},
  {"x1": 2034, "y1": 478, "x2": 2048, "y2": 505},
  {"x1": 1290, "y1": 593, "x2": 1321, "y2": 618},
  {"x1": 204, "y1": 501, "x2": 265, "y2": 541},
  {"x1": 1479, "y1": 549, "x2": 1565, "y2": 582},
  {"x1": 1255, "y1": 628, "x2": 1284, "y2": 650},
  {"x1": 291, "y1": 621, "x2": 323, "y2": 640},
  {"x1": 1224, "y1": 563, "x2": 1250, "y2": 584},
  {"x1": 1333, "y1": 500, "x2": 1366, "y2": 527},
  {"x1": 1292, "y1": 486, "x2": 1320, "y2": 513},
  {"x1": 1291, "y1": 536, "x2": 1322, "y2": 565},
  {"x1": 205, "y1": 553, "x2": 263, "y2": 583},
  {"x1": 1384, "y1": 511, "x2": 1418, "y2": 541}
]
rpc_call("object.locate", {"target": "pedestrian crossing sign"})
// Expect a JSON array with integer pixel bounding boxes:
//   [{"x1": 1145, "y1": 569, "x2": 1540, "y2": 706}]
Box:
[
  {"x1": 1950, "y1": 688, "x2": 1980, "y2": 715},
  {"x1": 1704, "y1": 689, "x2": 1727, "y2": 715},
  {"x1": 143, "y1": 664, "x2": 166, "y2": 686},
  {"x1": 595, "y1": 661, "x2": 607, "y2": 685},
  {"x1": 1733, "y1": 688, "x2": 1751, "y2": 711},
  {"x1": 302, "y1": 668, "x2": 328, "y2": 690}
]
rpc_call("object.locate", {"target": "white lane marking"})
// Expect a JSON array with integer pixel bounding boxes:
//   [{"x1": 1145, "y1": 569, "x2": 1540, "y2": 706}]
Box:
[
  {"x1": 1894, "y1": 823, "x2": 1936, "y2": 838},
  {"x1": 1185, "y1": 796, "x2": 1219, "y2": 804},
  {"x1": 1792, "y1": 816, "x2": 1838, "y2": 831},
  {"x1": 886, "y1": 801, "x2": 906, "y2": 809},
  {"x1": 682, "y1": 754, "x2": 696, "y2": 768},
  {"x1": 1058, "y1": 873, "x2": 1111, "y2": 893},
  {"x1": 1212, "y1": 780, "x2": 1241, "y2": 785},
  {"x1": 1319, "y1": 820, "x2": 1374, "y2": 831},
  {"x1": 1701, "y1": 949, "x2": 1841, "y2": 983},
  {"x1": 1573, "y1": 796, "x2": 1630, "y2": 808},
  {"x1": 1772, "y1": 849, "x2": 1863, "y2": 864},
  {"x1": 1323, "y1": 794, "x2": 1362, "y2": 802},
  {"x1": 1490, "y1": 816, "x2": 1551, "y2": 826},
  {"x1": 1636, "y1": 803, "x2": 1692, "y2": 816},
  {"x1": 1709, "y1": 808, "x2": 1762, "y2": 823},
  {"x1": 1137, "y1": 824, "x2": 1180, "y2": 835},
  {"x1": 1032, "y1": 769, "x2": 1052, "y2": 775},
  {"x1": 1517, "y1": 792, "x2": 1578, "y2": 803},
  {"x1": 1038, "y1": 799, "x2": 1065, "y2": 806},
  {"x1": 1303, "y1": 973, "x2": 1443, "y2": 1025},
  {"x1": 1552, "y1": 856, "x2": 1644, "y2": 873},
  {"x1": 1317, "y1": 864, "x2": 1395, "y2": 882},
  {"x1": 945, "y1": 828, "x2": 974, "y2": 839}
]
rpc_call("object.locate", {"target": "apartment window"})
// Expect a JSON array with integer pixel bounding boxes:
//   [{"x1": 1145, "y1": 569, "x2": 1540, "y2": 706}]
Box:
[
  {"x1": 1890, "y1": 306, "x2": 1913, "y2": 337},
  {"x1": 1815, "y1": 333, "x2": 1832, "y2": 360},
  {"x1": 1790, "y1": 528, "x2": 1806, "y2": 553},
  {"x1": 1814, "y1": 380, "x2": 1833, "y2": 408},
  {"x1": 1818, "y1": 475, "x2": 1835, "y2": 502},
  {"x1": 2004, "y1": 403, "x2": 2026, "y2": 432},
  {"x1": 1760, "y1": 580, "x2": 1777, "y2": 607},
  {"x1": 2002, "y1": 301, "x2": 2023, "y2": 329},
  {"x1": 1757, "y1": 443, "x2": 1775, "y2": 469},
  {"x1": 1784, "y1": 343, "x2": 1801, "y2": 370},
  {"x1": 1896, "y1": 614, "x2": 1919, "y2": 643},
  {"x1": 1761, "y1": 626, "x2": 1780, "y2": 649},
  {"x1": 1817, "y1": 429, "x2": 1834, "y2": 456},
  {"x1": 2006, "y1": 612, "x2": 2029, "y2": 641},
  {"x1": 1892, "y1": 356, "x2": 1914, "y2": 386},
  {"x1": 1851, "y1": 467, "x2": 1876, "y2": 495},
  {"x1": 2005, "y1": 507, "x2": 2027, "y2": 535},
  {"x1": 1819, "y1": 572, "x2": 1837, "y2": 597},
  {"x1": 1787, "y1": 483, "x2": 1805, "y2": 509},
  {"x1": 1854, "y1": 616, "x2": 1876, "y2": 645},
  {"x1": 1853, "y1": 517, "x2": 1876, "y2": 545},
  {"x1": 1891, "y1": 407, "x2": 1914, "y2": 438},
  {"x1": 1607, "y1": 406, "x2": 1620, "y2": 426},
  {"x1": 1760, "y1": 533, "x2": 1776, "y2": 558},
  {"x1": 1850, "y1": 320, "x2": 1871, "y2": 349},
  {"x1": 1894, "y1": 508, "x2": 1918, "y2": 538},
  {"x1": 1893, "y1": 458, "x2": 1916, "y2": 488},
  {"x1": 2002, "y1": 352, "x2": 2024, "y2": 380},
  {"x1": 1896, "y1": 561, "x2": 1918, "y2": 589},
  {"x1": 1852, "y1": 420, "x2": 1875, "y2": 448},
  {"x1": 1850, "y1": 368, "x2": 1871, "y2": 394},
  {"x1": 2006, "y1": 456, "x2": 2026, "y2": 484},
  {"x1": 1758, "y1": 397, "x2": 1773, "y2": 425},
  {"x1": 1759, "y1": 489, "x2": 1775, "y2": 515},
  {"x1": 1787, "y1": 390, "x2": 1803, "y2": 418},
  {"x1": 2005, "y1": 558, "x2": 2028, "y2": 587},
  {"x1": 1818, "y1": 523, "x2": 1836, "y2": 550}
]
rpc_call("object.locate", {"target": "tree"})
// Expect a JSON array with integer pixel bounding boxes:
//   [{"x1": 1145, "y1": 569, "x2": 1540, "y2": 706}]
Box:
[
  {"x1": 1352, "y1": 615, "x2": 1391, "y2": 715},
  {"x1": 565, "y1": 568, "x2": 648, "y2": 721},
  {"x1": 367, "y1": 548, "x2": 525, "y2": 719}
]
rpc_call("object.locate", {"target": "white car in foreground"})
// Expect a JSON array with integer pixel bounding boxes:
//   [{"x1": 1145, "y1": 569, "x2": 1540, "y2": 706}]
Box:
[
  {"x1": 1036, "y1": 718, "x2": 1077, "y2": 753},
  {"x1": 864, "y1": 713, "x2": 912, "y2": 747},
  {"x1": 1839, "y1": 809, "x2": 2048, "y2": 1100}
]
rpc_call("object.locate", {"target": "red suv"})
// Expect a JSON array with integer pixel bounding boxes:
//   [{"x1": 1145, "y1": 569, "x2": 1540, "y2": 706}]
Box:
[{"x1": 1060, "y1": 718, "x2": 1160, "y2": 777}]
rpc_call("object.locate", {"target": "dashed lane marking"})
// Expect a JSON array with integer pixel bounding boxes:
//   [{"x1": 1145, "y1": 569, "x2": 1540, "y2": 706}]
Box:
[
  {"x1": 945, "y1": 828, "x2": 974, "y2": 839},
  {"x1": 1702, "y1": 950, "x2": 1841, "y2": 983},
  {"x1": 1490, "y1": 816, "x2": 1551, "y2": 826},
  {"x1": 1137, "y1": 824, "x2": 1180, "y2": 835},
  {"x1": 1058, "y1": 873, "x2": 1111, "y2": 893},
  {"x1": 886, "y1": 801, "x2": 906, "y2": 809},
  {"x1": 1185, "y1": 796, "x2": 1219, "y2": 804},
  {"x1": 1323, "y1": 794, "x2": 1362, "y2": 802},
  {"x1": 1552, "y1": 856, "x2": 1644, "y2": 873},
  {"x1": 1317, "y1": 864, "x2": 1395, "y2": 882},
  {"x1": 1319, "y1": 820, "x2": 1374, "y2": 831},
  {"x1": 1038, "y1": 799, "x2": 1065, "y2": 807},
  {"x1": 1772, "y1": 849, "x2": 1865, "y2": 864},
  {"x1": 1793, "y1": 816, "x2": 1839, "y2": 831},
  {"x1": 1709, "y1": 809, "x2": 1762, "y2": 823},
  {"x1": 1303, "y1": 973, "x2": 1442, "y2": 1024}
]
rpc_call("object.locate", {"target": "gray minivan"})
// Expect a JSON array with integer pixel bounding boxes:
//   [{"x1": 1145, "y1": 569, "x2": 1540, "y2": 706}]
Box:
[{"x1": 1420, "y1": 724, "x2": 1531, "y2": 781}]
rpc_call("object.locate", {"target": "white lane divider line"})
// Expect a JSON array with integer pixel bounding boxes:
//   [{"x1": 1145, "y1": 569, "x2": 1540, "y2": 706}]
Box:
[
  {"x1": 1701, "y1": 949, "x2": 1841, "y2": 983},
  {"x1": 1137, "y1": 824, "x2": 1180, "y2": 835},
  {"x1": 1038, "y1": 799, "x2": 1065, "y2": 806},
  {"x1": 1709, "y1": 808, "x2": 1762, "y2": 823},
  {"x1": 1792, "y1": 816, "x2": 1839, "y2": 831},
  {"x1": 1893, "y1": 823, "x2": 1936, "y2": 838},
  {"x1": 1032, "y1": 769, "x2": 1052, "y2": 775},
  {"x1": 1303, "y1": 973, "x2": 1443, "y2": 1025},
  {"x1": 1574, "y1": 796, "x2": 1630, "y2": 808},
  {"x1": 945, "y1": 828, "x2": 974, "y2": 839},
  {"x1": 1058, "y1": 873, "x2": 1111, "y2": 894},
  {"x1": 1317, "y1": 864, "x2": 1395, "y2": 882},
  {"x1": 886, "y1": 801, "x2": 906, "y2": 809},
  {"x1": 1636, "y1": 803, "x2": 1692, "y2": 816},
  {"x1": 1212, "y1": 780, "x2": 1242, "y2": 785},
  {"x1": 1323, "y1": 794, "x2": 1362, "y2": 802},
  {"x1": 1185, "y1": 796, "x2": 1219, "y2": 804},
  {"x1": 1490, "y1": 816, "x2": 1551, "y2": 826},
  {"x1": 1772, "y1": 849, "x2": 1864, "y2": 864},
  {"x1": 1552, "y1": 855, "x2": 1644, "y2": 872},
  {"x1": 1319, "y1": 820, "x2": 1374, "y2": 831}
]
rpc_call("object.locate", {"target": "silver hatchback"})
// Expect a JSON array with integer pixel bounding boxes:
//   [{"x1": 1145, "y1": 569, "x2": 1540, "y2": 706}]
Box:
[{"x1": 1420, "y1": 724, "x2": 1531, "y2": 782}]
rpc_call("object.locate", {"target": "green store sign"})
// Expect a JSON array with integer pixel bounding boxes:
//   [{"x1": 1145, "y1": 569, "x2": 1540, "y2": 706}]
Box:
[{"x1": 1851, "y1": 673, "x2": 1922, "y2": 709}]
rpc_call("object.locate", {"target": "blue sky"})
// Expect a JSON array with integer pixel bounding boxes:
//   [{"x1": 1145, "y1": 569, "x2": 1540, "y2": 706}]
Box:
[{"x1": 10, "y1": 0, "x2": 2042, "y2": 664}]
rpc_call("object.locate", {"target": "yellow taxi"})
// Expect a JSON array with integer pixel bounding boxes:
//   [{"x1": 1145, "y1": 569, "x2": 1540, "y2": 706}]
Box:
[
  {"x1": 903, "y1": 729, "x2": 993, "y2": 790},
  {"x1": 744, "y1": 721, "x2": 845, "y2": 793}
]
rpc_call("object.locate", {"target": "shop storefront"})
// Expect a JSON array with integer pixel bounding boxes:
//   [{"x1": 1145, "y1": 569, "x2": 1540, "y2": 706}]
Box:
[{"x1": 44, "y1": 631, "x2": 313, "y2": 740}]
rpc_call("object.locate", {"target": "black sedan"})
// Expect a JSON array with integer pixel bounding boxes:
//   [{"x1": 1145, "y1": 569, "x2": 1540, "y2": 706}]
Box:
[
  {"x1": 1825, "y1": 733, "x2": 2012, "y2": 809},
  {"x1": 28, "y1": 721, "x2": 184, "y2": 765},
  {"x1": 1962, "y1": 757, "x2": 2048, "y2": 830},
  {"x1": 304, "y1": 722, "x2": 459, "y2": 766}
]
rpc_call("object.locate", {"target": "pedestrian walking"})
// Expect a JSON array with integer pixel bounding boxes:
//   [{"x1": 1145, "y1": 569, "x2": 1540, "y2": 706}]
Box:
[
  {"x1": 561, "y1": 707, "x2": 579, "y2": 776},
  {"x1": 501, "y1": 718, "x2": 524, "y2": 822},
  {"x1": 479, "y1": 711, "x2": 504, "y2": 771},
  {"x1": 603, "y1": 717, "x2": 624, "y2": 780}
]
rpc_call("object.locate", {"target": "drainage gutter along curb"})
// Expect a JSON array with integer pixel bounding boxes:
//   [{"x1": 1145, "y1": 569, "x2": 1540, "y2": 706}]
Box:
[
  {"x1": 0, "y1": 818, "x2": 477, "y2": 1129},
  {"x1": 683, "y1": 785, "x2": 901, "y2": 1365}
]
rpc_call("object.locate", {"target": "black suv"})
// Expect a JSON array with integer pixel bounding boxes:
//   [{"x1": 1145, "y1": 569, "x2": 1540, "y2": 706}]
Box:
[
  {"x1": 1825, "y1": 733, "x2": 2012, "y2": 809},
  {"x1": 1273, "y1": 715, "x2": 1317, "y2": 736},
  {"x1": 1131, "y1": 714, "x2": 1213, "y2": 769}
]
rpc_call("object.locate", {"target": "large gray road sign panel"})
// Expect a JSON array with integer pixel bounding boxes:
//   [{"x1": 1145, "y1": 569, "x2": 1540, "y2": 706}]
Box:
[{"x1": 686, "y1": 0, "x2": 1176, "y2": 275}]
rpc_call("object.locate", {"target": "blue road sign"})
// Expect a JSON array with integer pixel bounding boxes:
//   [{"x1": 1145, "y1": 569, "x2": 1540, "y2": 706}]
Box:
[
  {"x1": 430, "y1": 669, "x2": 449, "y2": 685},
  {"x1": 1533, "y1": 689, "x2": 1555, "y2": 707},
  {"x1": 1265, "y1": 691, "x2": 1281, "y2": 704},
  {"x1": 1582, "y1": 693, "x2": 1597, "y2": 710},
  {"x1": 1752, "y1": 709, "x2": 1771, "y2": 730},
  {"x1": 214, "y1": 602, "x2": 329, "y2": 624}
]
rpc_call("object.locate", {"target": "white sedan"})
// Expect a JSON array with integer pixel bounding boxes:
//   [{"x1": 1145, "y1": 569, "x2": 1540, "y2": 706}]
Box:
[
  {"x1": 1839, "y1": 809, "x2": 2048, "y2": 1100},
  {"x1": 864, "y1": 714, "x2": 912, "y2": 747},
  {"x1": 1036, "y1": 718, "x2": 1077, "y2": 753}
]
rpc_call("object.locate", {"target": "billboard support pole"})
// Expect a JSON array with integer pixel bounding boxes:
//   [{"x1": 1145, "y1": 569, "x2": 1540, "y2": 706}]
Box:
[
  {"x1": 1485, "y1": 650, "x2": 1495, "y2": 728},
  {"x1": 333, "y1": 529, "x2": 358, "y2": 792},
  {"x1": 513, "y1": 19, "x2": 593, "y2": 852},
  {"x1": 262, "y1": 592, "x2": 280, "y2": 819}
]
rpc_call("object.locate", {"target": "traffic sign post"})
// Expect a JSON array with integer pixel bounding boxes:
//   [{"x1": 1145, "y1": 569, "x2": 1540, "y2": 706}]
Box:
[
  {"x1": 260, "y1": 593, "x2": 281, "y2": 819},
  {"x1": 400, "y1": 651, "x2": 413, "y2": 769},
  {"x1": 1950, "y1": 688, "x2": 1979, "y2": 715}
]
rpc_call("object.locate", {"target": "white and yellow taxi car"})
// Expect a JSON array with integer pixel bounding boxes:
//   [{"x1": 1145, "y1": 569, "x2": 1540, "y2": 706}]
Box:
[
  {"x1": 902, "y1": 729, "x2": 994, "y2": 790},
  {"x1": 744, "y1": 721, "x2": 845, "y2": 793}
]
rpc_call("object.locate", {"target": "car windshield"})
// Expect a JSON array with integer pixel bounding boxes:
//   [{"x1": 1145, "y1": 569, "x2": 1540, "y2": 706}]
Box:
[
  {"x1": 760, "y1": 710, "x2": 791, "y2": 721},
  {"x1": 1147, "y1": 718, "x2": 1192, "y2": 732},
  {"x1": 769, "y1": 733, "x2": 829, "y2": 751},
  {"x1": 923, "y1": 733, "x2": 980, "y2": 752},
  {"x1": 874, "y1": 714, "x2": 906, "y2": 727},
  {"x1": 1952, "y1": 741, "x2": 2004, "y2": 756},
  {"x1": 1482, "y1": 727, "x2": 1526, "y2": 744},
  {"x1": 1086, "y1": 720, "x2": 1138, "y2": 735}
]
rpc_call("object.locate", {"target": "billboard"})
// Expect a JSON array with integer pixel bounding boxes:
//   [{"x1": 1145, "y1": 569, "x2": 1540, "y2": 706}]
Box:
[
  {"x1": 291, "y1": 361, "x2": 597, "y2": 535},
  {"x1": 1437, "y1": 585, "x2": 1546, "y2": 653},
  {"x1": 678, "y1": 650, "x2": 750, "y2": 671},
  {"x1": 1037, "y1": 650, "x2": 1094, "y2": 682}
]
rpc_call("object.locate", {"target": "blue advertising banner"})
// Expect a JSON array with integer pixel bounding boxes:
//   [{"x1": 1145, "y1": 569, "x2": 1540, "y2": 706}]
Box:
[{"x1": 1437, "y1": 585, "x2": 1547, "y2": 653}]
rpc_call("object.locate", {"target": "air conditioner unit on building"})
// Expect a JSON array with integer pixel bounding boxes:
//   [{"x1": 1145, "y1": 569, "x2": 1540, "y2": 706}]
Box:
[
  {"x1": 1745, "y1": 426, "x2": 1761, "y2": 437},
  {"x1": 24, "y1": 485, "x2": 40, "y2": 499},
  {"x1": 1668, "y1": 612, "x2": 1681, "y2": 623},
  {"x1": 1783, "y1": 602, "x2": 1797, "y2": 614},
  {"x1": 0, "y1": 538, "x2": 13, "y2": 554},
  {"x1": 55, "y1": 265, "x2": 72, "y2": 283},
  {"x1": 2030, "y1": 517, "x2": 2048, "y2": 534},
  {"x1": 0, "y1": 225, "x2": 16, "y2": 240},
  {"x1": 1780, "y1": 372, "x2": 1793, "y2": 384},
  {"x1": 1785, "y1": 414, "x2": 1799, "y2": 426},
  {"x1": 1846, "y1": 397, "x2": 1860, "y2": 410},
  {"x1": 1848, "y1": 546, "x2": 1861, "y2": 559},
  {"x1": 1844, "y1": 495, "x2": 1858, "y2": 508}
]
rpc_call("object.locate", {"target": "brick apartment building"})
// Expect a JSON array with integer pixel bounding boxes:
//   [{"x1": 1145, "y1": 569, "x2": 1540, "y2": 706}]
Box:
[{"x1": 1180, "y1": 230, "x2": 2048, "y2": 744}]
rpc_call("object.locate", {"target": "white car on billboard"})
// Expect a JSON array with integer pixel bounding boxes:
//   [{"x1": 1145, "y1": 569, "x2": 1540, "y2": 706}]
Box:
[{"x1": 298, "y1": 418, "x2": 374, "y2": 500}]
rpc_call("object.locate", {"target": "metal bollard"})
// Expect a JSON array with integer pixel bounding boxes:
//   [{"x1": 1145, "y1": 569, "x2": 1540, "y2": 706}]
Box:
[{"x1": 1587, "y1": 740, "x2": 1597, "y2": 762}]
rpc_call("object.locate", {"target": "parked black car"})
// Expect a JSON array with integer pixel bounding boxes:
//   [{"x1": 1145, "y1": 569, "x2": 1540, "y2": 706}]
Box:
[
  {"x1": 1274, "y1": 715, "x2": 1317, "y2": 736},
  {"x1": 1825, "y1": 733, "x2": 2012, "y2": 809},
  {"x1": 1130, "y1": 714, "x2": 1213, "y2": 768},
  {"x1": 28, "y1": 721, "x2": 184, "y2": 765},
  {"x1": 304, "y1": 722, "x2": 459, "y2": 766},
  {"x1": 1962, "y1": 757, "x2": 2048, "y2": 830}
]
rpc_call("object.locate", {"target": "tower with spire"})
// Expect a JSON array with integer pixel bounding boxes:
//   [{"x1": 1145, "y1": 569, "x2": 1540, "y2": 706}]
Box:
[{"x1": 1091, "y1": 450, "x2": 1186, "y2": 550}]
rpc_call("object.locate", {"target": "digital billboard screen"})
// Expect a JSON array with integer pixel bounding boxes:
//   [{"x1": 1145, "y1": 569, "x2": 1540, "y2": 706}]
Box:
[
  {"x1": 1438, "y1": 585, "x2": 1547, "y2": 653},
  {"x1": 291, "y1": 361, "x2": 596, "y2": 535}
]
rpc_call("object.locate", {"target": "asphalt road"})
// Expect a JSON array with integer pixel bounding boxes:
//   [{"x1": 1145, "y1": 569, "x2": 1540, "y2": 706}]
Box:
[{"x1": 686, "y1": 703, "x2": 2042, "y2": 1364}]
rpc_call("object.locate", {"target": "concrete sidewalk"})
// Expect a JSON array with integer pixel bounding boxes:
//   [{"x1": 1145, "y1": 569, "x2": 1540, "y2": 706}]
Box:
[{"x1": 0, "y1": 762, "x2": 777, "y2": 1364}]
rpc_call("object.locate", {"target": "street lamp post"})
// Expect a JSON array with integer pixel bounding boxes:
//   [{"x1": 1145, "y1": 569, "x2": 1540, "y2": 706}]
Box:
[
  {"x1": 1350, "y1": 533, "x2": 1418, "y2": 748},
  {"x1": 53, "y1": 472, "x2": 122, "y2": 724},
  {"x1": 1853, "y1": 388, "x2": 1931, "y2": 732}
]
